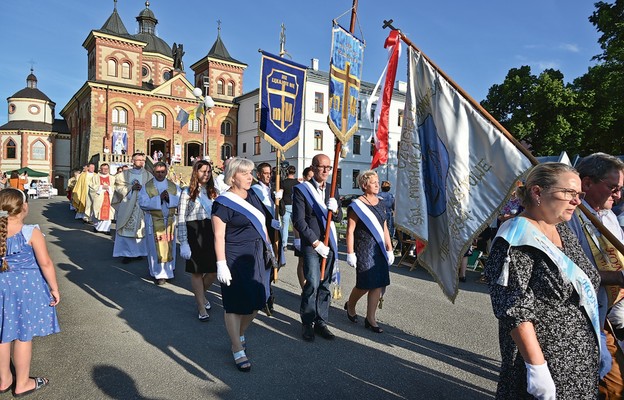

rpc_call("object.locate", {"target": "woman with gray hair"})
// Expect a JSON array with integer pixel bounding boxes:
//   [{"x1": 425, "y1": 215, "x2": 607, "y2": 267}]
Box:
[
  {"x1": 212, "y1": 158, "x2": 273, "y2": 372},
  {"x1": 484, "y1": 162, "x2": 607, "y2": 399},
  {"x1": 344, "y1": 170, "x2": 394, "y2": 333}
]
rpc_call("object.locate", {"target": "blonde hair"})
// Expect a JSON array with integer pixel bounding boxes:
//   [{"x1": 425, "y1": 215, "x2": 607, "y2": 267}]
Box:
[
  {"x1": 357, "y1": 170, "x2": 378, "y2": 192},
  {"x1": 0, "y1": 188, "x2": 27, "y2": 271},
  {"x1": 224, "y1": 157, "x2": 255, "y2": 186},
  {"x1": 516, "y1": 162, "x2": 578, "y2": 207}
]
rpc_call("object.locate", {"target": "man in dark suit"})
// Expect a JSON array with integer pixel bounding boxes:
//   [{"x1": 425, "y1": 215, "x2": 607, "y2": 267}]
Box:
[{"x1": 292, "y1": 154, "x2": 342, "y2": 341}]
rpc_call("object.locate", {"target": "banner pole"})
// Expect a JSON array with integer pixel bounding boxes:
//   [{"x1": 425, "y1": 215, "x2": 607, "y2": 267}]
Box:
[
  {"x1": 381, "y1": 19, "x2": 624, "y2": 256},
  {"x1": 273, "y1": 150, "x2": 281, "y2": 282}
]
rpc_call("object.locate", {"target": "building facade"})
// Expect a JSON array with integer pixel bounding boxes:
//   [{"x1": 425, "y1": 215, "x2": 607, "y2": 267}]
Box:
[
  {"x1": 0, "y1": 70, "x2": 71, "y2": 190},
  {"x1": 61, "y1": 2, "x2": 245, "y2": 170},
  {"x1": 236, "y1": 60, "x2": 406, "y2": 195}
]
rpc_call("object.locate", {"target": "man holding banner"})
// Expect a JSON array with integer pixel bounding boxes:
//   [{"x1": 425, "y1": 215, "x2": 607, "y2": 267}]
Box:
[{"x1": 292, "y1": 154, "x2": 342, "y2": 341}]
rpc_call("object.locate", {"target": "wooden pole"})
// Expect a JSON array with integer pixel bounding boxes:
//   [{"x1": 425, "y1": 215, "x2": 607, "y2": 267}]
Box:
[
  {"x1": 381, "y1": 19, "x2": 624, "y2": 256},
  {"x1": 320, "y1": 0, "x2": 359, "y2": 281},
  {"x1": 273, "y1": 150, "x2": 281, "y2": 282}
]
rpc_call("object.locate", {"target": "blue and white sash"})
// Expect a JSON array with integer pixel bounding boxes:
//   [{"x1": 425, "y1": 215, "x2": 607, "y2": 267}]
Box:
[
  {"x1": 183, "y1": 188, "x2": 213, "y2": 216},
  {"x1": 297, "y1": 181, "x2": 338, "y2": 252},
  {"x1": 251, "y1": 183, "x2": 275, "y2": 218},
  {"x1": 350, "y1": 199, "x2": 389, "y2": 265},
  {"x1": 214, "y1": 191, "x2": 275, "y2": 259},
  {"x1": 495, "y1": 217, "x2": 601, "y2": 346}
]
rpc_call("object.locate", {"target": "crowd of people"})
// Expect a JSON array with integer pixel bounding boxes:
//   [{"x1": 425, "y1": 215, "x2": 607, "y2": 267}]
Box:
[{"x1": 4, "y1": 148, "x2": 624, "y2": 397}]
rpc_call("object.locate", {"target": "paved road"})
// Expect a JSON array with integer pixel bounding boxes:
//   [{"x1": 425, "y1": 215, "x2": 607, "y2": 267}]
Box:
[{"x1": 23, "y1": 197, "x2": 500, "y2": 399}]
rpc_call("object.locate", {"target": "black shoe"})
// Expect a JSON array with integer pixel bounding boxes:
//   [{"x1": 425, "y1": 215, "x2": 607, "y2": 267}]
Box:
[
  {"x1": 314, "y1": 323, "x2": 335, "y2": 340},
  {"x1": 364, "y1": 318, "x2": 383, "y2": 333},
  {"x1": 121, "y1": 257, "x2": 131, "y2": 264},
  {"x1": 344, "y1": 302, "x2": 358, "y2": 323},
  {"x1": 459, "y1": 276, "x2": 467, "y2": 283},
  {"x1": 155, "y1": 278, "x2": 166, "y2": 285},
  {"x1": 302, "y1": 324, "x2": 315, "y2": 342}
]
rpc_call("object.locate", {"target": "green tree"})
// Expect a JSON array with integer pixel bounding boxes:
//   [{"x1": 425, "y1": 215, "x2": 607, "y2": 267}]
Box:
[{"x1": 481, "y1": 67, "x2": 581, "y2": 156}]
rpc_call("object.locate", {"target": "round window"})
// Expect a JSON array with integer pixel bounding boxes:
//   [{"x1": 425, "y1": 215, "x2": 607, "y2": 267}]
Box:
[
  {"x1": 8, "y1": 103, "x2": 16, "y2": 114},
  {"x1": 142, "y1": 66, "x2": 149, "y2": 77},
  {"x1": 29, "y1": 104, "x2": 40, "y2": 114},
  {"x1": 163, "y1": 70, "x2": 171, "y2": 81}
]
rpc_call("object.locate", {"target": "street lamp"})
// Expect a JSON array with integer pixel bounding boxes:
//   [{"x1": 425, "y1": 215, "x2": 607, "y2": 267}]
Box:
[{"x1": 192, "y1": 85, "x2": 214, "y2": 160}]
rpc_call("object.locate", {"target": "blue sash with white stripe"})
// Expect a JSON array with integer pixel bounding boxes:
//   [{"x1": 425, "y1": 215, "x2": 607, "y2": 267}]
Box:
[
  {"x1": 350, "y1": 199, "x2": 389, "y2": 265},
  {"x1": 297, "y1": 181, "x2": 338, "y2": 252},
  {"x1": 495, "y1": 217, "x2": 601, "y2": 348}
]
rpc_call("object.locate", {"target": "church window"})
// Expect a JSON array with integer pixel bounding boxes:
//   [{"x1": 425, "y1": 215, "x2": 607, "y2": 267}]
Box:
[
  {"x1": 31, "y1": 141, "x2": 46, "y2": 161},
  {"x1": 221, "y1": 143, "x2": 232, "y2": 161},
  {"x1": 227, "y1": 81, "x2": 234, "y2": 96},
  {"x1": 142, "y1": 65, "x2": 149, "y2": 78},
  {"x1": 163, "y1": 70, "x2": 171, "y2": 81},
  {"x1": 217, "y1": 79, "x2": 224, "y2": 95},
  {"x1": 112, "y1": 107, "x2": 128, "y2": 125},
  {"x1": 121, "y1": 62, "x2": 131, "y2": 79},
  {"x1": 152, "y1": 112, "x2": 166, "y2": 129},
  {"x1": 8, "y1": 104, "x2": 16, "y2": 114},
  {"x1": 221, "y1": 121, "x2": 232, "y2": 136},
  {"x1": 5, "y1": 139, "x2": 16, "y2": 159},
  {"x1": 189, "y1": 119, "x2": 200, "y2": 133},
  {"x1": 107, "y1": 59, "x2": 117, "y2": 77}
]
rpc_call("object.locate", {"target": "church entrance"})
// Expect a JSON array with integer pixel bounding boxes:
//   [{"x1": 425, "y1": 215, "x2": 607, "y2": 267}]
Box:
[
  {"x1": 185, "y1": 142, "x2": 201, "y2": 166},
  {"x1": 148, "y1": 139, "x2": 168, "y2": 163}
]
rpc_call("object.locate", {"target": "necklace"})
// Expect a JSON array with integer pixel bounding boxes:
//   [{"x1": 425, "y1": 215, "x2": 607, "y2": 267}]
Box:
[
  {"x1": 359, "y1": 195, "x2": 385, "y2": 222},
  {"x1": 520, "y1": 213, "x2": 562, "y2": 247}
]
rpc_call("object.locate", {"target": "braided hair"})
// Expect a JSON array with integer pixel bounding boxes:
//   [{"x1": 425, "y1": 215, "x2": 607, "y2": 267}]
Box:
[{"x1": 0, "y1": 188, "x2": 27, "y2": 271}]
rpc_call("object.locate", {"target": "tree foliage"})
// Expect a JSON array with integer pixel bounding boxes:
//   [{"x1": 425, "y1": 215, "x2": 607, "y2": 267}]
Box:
[{"x1": 481, "y1": 0, "x2": 624, "y2": 156}]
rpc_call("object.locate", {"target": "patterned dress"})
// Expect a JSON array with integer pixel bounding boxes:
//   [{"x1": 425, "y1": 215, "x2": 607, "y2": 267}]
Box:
[
  {"x1": 484, "y1": 222, "x2": 599, "y2": 399},
  {"x1": 349, "y1": 202, "x2": 390, "y2": 290},
  {"x1": 0, "y1": 225, "x2": 60, "y2": 342}
]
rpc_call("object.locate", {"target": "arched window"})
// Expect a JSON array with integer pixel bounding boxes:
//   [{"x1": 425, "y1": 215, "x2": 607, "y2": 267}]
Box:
[
  {"x1": 221, "y1": 143, "x2": 232, "y2": 161},
  {"x1": 121, "y1": 62, "x2": 131, "y2": 79},
  {"x1": 189, "y1": 119, "x2": 200, "y2": 133},
  {"x1": 221, "y1": 121, "x2": 232, "y2": 136},
  {"x1": 107, "y1": 59, "x2": 117, "y2": 77},
  {"x1": 5, "y1": 139, "x2": 16, "y2": 159},
  {"x1": 151, "y1": 112, "x2": 166, "y2": 129},
  {"x1": 112, "y1": 107, "x2": 128, "y2": 125},
  {"x1": 217, "y1": 79, "x2": 224, "y2": 95},
  {"x1": 31, "y1": 141, "x2": 46, "y2": 160},
  {"x1": 227, "y1": 81, "x2": 234, "y2": 96}
]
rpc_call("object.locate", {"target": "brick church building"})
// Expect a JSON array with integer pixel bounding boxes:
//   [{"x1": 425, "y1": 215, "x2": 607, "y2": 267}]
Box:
[{"x1": 61, "y1": 1, "x2": 246, "y2": 169}]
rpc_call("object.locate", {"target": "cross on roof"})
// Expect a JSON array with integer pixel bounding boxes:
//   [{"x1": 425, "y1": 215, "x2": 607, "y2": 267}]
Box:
[{"x1": 217, "y1": 19, "x2": 222, "y2": 36}]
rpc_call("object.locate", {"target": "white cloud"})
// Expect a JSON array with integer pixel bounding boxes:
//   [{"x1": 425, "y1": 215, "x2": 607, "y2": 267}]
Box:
[
  {"x1": 559, "y1": 43, "x2": 580, "y2": 53},
  {"x1": 535, "y1": 60, "x2": 559, "y2": 70}
]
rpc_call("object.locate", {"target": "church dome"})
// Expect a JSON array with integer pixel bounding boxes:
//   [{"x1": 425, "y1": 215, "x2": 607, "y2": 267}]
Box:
[
  {"x1": 133, "y1": 1, "x2": 171, "y2": 58},
  {"x1": 9, "y1": 70, "x2": 53, "y2": 103}
]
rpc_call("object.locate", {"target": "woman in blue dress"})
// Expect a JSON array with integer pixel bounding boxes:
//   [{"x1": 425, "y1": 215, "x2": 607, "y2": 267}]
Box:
[
  {"x1": 212, "y1": 158, "x2": 272, "y2": 372},
  {"x1": 0, "y1": 188, "x2": 60, "y2": 396},
  {"x1": 345, "y1": 171, "x2": 394, "y2": 333}
]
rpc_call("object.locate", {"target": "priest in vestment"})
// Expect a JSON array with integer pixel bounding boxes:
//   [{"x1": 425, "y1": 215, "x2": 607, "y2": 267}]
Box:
[
  {"x1": 112, "y1": 153, "x2": 151, "y2": 263},
  {"x1": 89, "y1": 163, "x2": 115, "y2": 233},
  {"x1": 72, "y1": 163, "x2": 96, "y2": 221},
  {"x1": 138, "y1": 162, "x2": 180, "y2": 284}
]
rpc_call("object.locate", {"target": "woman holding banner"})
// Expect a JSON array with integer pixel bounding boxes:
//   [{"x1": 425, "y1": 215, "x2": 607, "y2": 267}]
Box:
[
  {"x1": 212, "y1": 158, "x2": 272, "y2": 372},
  {"x1": 344, "y1": 170, "x2": 394, "y2": 333},
  {"x1": 484, "y1": 163, "x2": 606, "y2": 399}
]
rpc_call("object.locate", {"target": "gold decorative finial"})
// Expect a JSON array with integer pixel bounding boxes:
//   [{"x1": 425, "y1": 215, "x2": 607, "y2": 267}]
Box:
[{"x1": 145, "y1": 0, "x2": 150, "y2": 7}]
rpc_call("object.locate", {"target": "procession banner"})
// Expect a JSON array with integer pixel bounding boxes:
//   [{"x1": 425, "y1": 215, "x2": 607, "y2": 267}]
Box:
[
  {"x1": 258, "y1": 51, "x2": 307, "y2": 152},
  {"x1": 327, "y1": 23, "x2": 365, "y2": 144},
  {"x1": 395, "y1": 47, "x2": 532, "y2": 301}
]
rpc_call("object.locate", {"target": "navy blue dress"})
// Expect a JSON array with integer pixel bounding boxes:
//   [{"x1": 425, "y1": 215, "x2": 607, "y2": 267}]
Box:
[
  {"x1": 349, "y1": 202, "x2": 390, "y2": 290},
  {"x1": 212, "y1": 191, "x2": 270, "y2": 315}
]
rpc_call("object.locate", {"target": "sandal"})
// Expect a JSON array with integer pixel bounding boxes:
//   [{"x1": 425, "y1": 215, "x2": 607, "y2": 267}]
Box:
[
  {"x1": 204, "y1": 300, "x2": 211, "y2": 310},
  {"x1": 198, "y1": 313, "x2": 209, "y2": 322},
  {"x1": 13, "y1": 377, "x2": 49, "y2": 398},
  {"x1": 240, "y1": 335, "x2": 247, "y2": 350},
  {"x1": 233, "y1": 350, "x2": 251, "y2": 372},
  {"x1": 0, "y1": 377, "x2": 12, "y2": 394}
]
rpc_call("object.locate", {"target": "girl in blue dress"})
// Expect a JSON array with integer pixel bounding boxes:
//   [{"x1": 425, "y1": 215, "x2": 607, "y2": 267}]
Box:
[{"x1": 0, "y1": 188, "x2": 60, "y2": 397}]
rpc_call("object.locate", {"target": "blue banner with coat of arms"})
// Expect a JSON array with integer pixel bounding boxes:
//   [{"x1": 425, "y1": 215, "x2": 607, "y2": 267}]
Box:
[
  {"x1": 328, "y1": 23, "x2": 365, "y2": 144},
  {"x1": 259, "y1": 51, "x2": 307, "y2": 152}
]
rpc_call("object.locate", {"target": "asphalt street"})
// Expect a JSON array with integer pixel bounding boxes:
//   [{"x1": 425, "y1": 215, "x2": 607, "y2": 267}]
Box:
[{"x1": 20, "y1": 197, "x2": 500, "y2": 399}]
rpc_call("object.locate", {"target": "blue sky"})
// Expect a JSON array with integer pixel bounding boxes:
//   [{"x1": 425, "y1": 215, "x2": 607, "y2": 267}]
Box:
[{"x1": 0, "y1": 0, "x2": 602, "y2": 125}]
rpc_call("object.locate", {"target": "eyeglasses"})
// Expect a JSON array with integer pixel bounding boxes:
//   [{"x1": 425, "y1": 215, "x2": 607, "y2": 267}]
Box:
[
  {"x1": 314, "y1": 165, "x2": 333, "y2": 171},
  {"x1": 548, "y1": 187, "x2": 586, "y2": 201},
  {"x1": 600, "y1": 179, "x2": 623, "y2": 194}
]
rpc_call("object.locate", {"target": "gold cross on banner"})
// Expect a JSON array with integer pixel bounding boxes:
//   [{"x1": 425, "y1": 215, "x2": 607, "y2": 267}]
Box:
[
  {"x1": 330, "y1": 62, "x2": 360, "y2": 134},
  {"x1": 267, "y1": 72, "x2": 297, "y2": 131}
]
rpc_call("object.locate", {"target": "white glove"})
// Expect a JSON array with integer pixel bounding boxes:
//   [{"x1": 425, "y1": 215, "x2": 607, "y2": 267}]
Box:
[
  {"x1": 314, "y1": 242, "x2": 330, "y2": 258},
  {"x1": 346, "y1": 253, "x2": 357, "y2": 268},
  {"x1": 327, "y1": 198, "x2": 338, "y2": 213},
  {"x1": 274, "y1": 190, "x2": 283, "y2": 200},
  {"x1": 294, "y1": 238, "x2": 301, "y2": 251},
  {"x1": 216, "y1": 260, "x2": 232, "y2": 286},
  {"x1": 387, "y1": 251, "x2": 395, "y2": 266},
  {"x1": 271, "y1": 219, "x2": 281, "y2": 230},
  {"x1": 600, "y1": 332, "x2": 613, "y2": 379},
  {"x1": 180, "y1": 242, "x2": 192, "y2": 260},
  {"x1": 525, "y1": 361, "x2": 556, "y2": 400}
]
